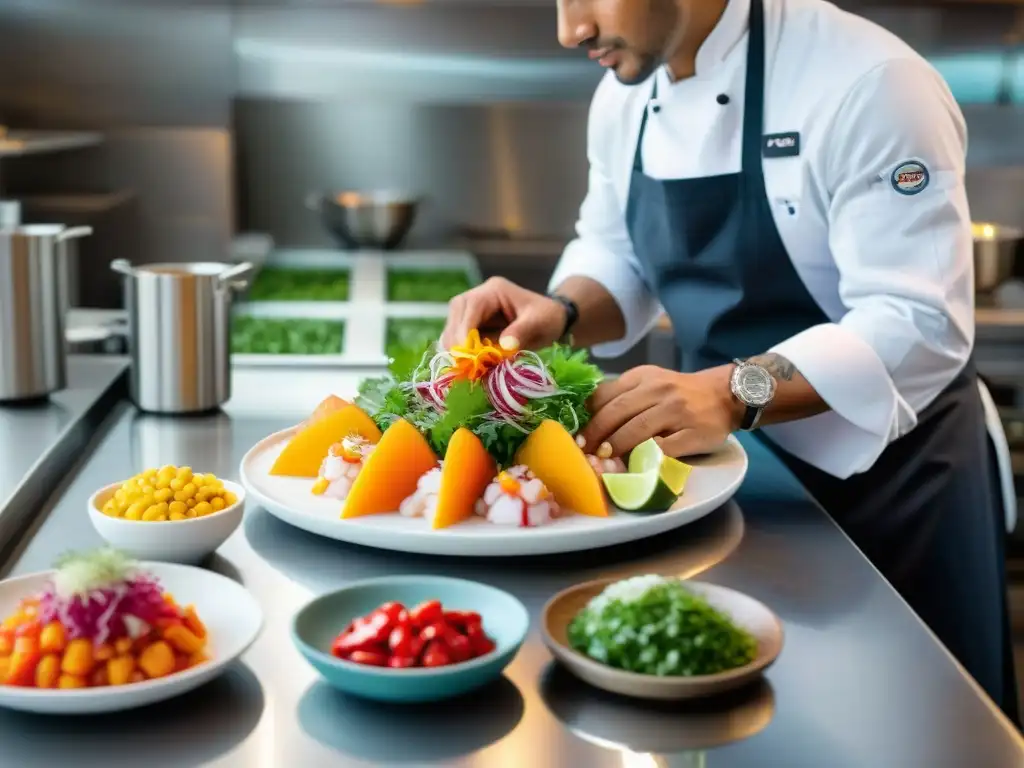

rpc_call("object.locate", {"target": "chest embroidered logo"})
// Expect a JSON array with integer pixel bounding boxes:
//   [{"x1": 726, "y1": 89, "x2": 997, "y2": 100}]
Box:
[
  {"x1": 891, "y1": 161, "x2": 930, "y2": 195},
  {"x1": 762, "y1": 132, "x2": 801, "y2": 158}
]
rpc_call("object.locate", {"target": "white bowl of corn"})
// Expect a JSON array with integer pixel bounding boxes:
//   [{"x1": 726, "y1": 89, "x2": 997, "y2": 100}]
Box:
[{"x1": 88, "y1": 466, "x2": 245, "y2": 564}]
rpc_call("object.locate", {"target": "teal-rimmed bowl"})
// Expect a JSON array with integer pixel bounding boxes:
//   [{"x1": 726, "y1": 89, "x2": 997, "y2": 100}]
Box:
[{"x1": 291, "y1": 575, "x2": 530, "y2": 703}]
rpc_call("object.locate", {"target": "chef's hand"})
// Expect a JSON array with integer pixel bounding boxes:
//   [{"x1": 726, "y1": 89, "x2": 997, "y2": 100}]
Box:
[
  {"x1": 579, "y1": 366, "x2": 744, "y2": 459},
  {"x1": 442, "y1": 277, "x2": 566, "y2": 351}
]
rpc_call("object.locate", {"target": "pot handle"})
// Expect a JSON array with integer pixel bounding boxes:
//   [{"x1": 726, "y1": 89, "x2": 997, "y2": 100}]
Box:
[
  {"x1": 57, "y1": 226, "x2": 93, "y2": 243},
  {"x1": 218, "y1": 261, "x2": 254, "y2": 289},
  {"x1": 110, "y1": 258, "x2": 135, "y2": 277}
]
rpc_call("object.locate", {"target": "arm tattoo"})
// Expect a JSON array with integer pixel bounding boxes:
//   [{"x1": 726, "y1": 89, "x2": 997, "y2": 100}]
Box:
[{"x1": 748, "y1": 353, "x2": 798, "y2": 381}]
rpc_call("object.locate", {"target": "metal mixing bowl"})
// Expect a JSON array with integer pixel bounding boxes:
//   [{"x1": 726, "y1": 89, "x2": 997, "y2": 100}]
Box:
[
  {"x1": 306, "y1": 191, "x2": 420, "y2": 251},
  {"x1": 973, "y1": 222, "x2": 1024, "y2": 293}
]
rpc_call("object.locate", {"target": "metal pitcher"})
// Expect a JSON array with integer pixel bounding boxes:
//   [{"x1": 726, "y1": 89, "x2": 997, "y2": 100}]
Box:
[
  {"x1": 111, "y1": 260, "x2": 253, "y2": 414},
  {"x1": 0, "y1": 224, "x2": 92, "y2": 402}
]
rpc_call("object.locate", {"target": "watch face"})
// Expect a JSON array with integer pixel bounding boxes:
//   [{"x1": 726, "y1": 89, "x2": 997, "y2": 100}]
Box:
[{"x1": 735, "y1": 365, "x2": 776, "y2": 407}]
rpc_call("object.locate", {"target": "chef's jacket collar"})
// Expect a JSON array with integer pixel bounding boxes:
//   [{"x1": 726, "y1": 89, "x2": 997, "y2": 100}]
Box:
[{"x1": 662, "y1": 0, "x2": 751, "y2": 83}]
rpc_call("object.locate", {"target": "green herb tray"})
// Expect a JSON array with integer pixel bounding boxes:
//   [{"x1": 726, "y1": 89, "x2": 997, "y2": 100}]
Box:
[{"x1": 231, "y1": 250, "x2": 481, "y2": 368}]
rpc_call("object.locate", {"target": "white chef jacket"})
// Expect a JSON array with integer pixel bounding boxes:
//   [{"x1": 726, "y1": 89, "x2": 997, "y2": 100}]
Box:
[{"x1": 549, "y1": 0, "x2": 975, "y2": 479}]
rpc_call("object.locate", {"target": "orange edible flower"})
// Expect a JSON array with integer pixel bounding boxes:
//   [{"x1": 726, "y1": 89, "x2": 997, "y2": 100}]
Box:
[{"x1": 448, "y1": 330, "x2": 516, "y2": 382}]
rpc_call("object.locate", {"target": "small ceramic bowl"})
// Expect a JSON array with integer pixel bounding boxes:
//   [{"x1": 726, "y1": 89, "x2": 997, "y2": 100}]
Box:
[
  {"x1": 88, "y1": 479, "x2": 245, "y2": 564},
  {"x1": 542, "y1": 578, "x2": 783, "y2": 701},
  {"x1": 292, "y1": 575, "x2": 529, "y2": 703}
]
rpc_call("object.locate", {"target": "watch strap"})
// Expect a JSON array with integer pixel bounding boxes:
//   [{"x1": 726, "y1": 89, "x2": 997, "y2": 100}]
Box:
[
  {"x1": 549, "y1": 294, "x2": 580, "y2": 342},
  {"x1": 739, "y1": 405, "x2": 763, "y2": 431}
]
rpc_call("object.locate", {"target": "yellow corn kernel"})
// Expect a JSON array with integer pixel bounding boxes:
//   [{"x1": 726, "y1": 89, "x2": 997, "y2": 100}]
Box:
[
  {"x1": 186, "y1": 497, "x2": 197, "y2": 508},
  {"x1": 224, "y1": 492, "x2": 237, "y2": 506},
  {"x1": 2, "y1": 613, "x2": 23, "y2": 631},
  {"x1": 210, "y1": 496, "x2": 226, "y2": 511},
  {"x1": 169, "y1": 511, "x2": 186, "y2": 521},
  {"x1": 124, "y1": 501, "x2": 146, "y2": 521},
  {"x1": 113, "y1": 489, "x2": 127, "y2": 504},
  {"x1": 204, "y1": 473, "x2": 220, "y2": 486},
  {"x1": 138, "y1": 641, "x2": 175, "y2": 679},
  {"x1": 93, "y1": 643, "x2": 114, "y2": 662},
  {"x1": 311, "y1": 478, "x2": 329, "y2": 496},
  {"x1": 168, "y1": 500, "x2": 187, "y2": 517},
  {"x1": 154, "y1": 488, "x2": 173, "y2": 503},
  {"x1": 140, "y1": 484, "x2": 155, "y2": 496},
  {"x1": 107, "y1": 655, "x2": 135, "y2": 686},
  {"x1": 194, "y1": 502, "x2": 213, "y2": 517},
  {"x1": 193, "y1": 474, "x2": 206, "y2": 488},
  {"x1": 196, "y1": 487, "x2": 212, "y2": 503},
  {"x1": 177, "y1": 466, "x2": 193, "y2": 481},
  {"x1": 141, "y1": 505, "x2": 165, "y2": 522},
  {"x1": 34, "y1": 654, "x2": 61, "y2": 688},
  {"x1": 185, "y1": 507, "x2": 197, "y2": 518},
  {"x1": 61, "y1": 638, "x2": 94, "y2": 676},
  {"x1": 163, "y1": 624, "x2": 204, "y2": 654},
  {"x1": 39, "y1": 621, "x2": 67, "y2": 654},
  {"x1": 58, "y1": 673, "x2": 87, "y2": 689},
  {"x1": 114, "y1": 637, "x2": 133, "y2": 655}
]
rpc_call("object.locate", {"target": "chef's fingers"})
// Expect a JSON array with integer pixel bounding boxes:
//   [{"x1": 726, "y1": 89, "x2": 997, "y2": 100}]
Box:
[
  {"x1": 443, "y1": 285, "x2": 504, "y2": 349},
  {"x1": 579, "y1": 385, "x2": 658, "y2": 452},
  {"x1": 655, "y1": 430, "x2": 721, "y2": 459},
  {"x1": 602, "y1": 406, "x2": 678, "y2": 458}
]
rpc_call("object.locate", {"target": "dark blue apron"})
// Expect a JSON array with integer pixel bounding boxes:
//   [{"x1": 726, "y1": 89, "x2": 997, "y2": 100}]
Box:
[{"x1": 625, "y1": 0, "x2": 1018, "y2": 722}]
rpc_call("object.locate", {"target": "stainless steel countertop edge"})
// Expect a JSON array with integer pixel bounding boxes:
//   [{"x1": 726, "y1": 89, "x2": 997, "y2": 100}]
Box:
[{"x1": 0, "y1": 357, "x2": 127, "y2": 573}]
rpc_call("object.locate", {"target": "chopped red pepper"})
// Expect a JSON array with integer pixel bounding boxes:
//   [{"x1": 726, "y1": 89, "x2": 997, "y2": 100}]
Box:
[{"x1": 328, "y1": 598, "x2": 498, "y2": 670}]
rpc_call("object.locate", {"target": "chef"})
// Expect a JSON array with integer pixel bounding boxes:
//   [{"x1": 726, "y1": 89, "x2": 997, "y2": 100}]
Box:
[{"x1": 442, "y1": 0, "x2": 1019, "y2": 720}]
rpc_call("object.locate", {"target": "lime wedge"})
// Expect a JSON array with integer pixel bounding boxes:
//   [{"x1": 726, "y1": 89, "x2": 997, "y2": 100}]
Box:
[
  {"x1": 602, "y1": 470, "x2": 680, "y2": 512},
  {"x1": 627, "y1": 438, "x2": 692, "y2": 495}
]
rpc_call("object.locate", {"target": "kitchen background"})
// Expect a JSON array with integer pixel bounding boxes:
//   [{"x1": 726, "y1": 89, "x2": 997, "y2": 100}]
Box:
[{"x1": 2, "y1": 0, "x2": 1024, "y2": 685}]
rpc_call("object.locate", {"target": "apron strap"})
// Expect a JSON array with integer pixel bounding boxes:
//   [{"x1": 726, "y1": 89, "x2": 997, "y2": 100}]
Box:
[{"x1": 741, "y1": 0, "x2": 767, "y2": 176}]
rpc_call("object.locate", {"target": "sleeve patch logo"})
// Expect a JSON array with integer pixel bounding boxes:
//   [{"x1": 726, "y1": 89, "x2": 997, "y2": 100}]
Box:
[{"x1": 891, "y1": 161, "x2": 929, "y2": 195}]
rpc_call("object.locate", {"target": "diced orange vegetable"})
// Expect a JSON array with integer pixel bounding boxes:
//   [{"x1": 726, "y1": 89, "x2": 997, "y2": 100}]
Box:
[
  {"x1": 138, "y1": 641, "x2": 175, "y2": 679},
  {"x1": 39, "y1": 622, "x2": 67, "y2": 654},
  {"x1": 130, "y1": 670, "x2": 146, "y2": 684},
  {"x1": 58, "y1": 674, "x2": 87, "y2": 689},
  {"x1": 0, "y1": 657, "x2": 9, "y2": 683},
  {"x1": 7, "y1": 639, "x2": 41, "y2": 687},
  {"x1": 183, "y1": 606, "x2": 207, "y2": 639},
  {"x1": 61, "y1": 638, "x2": 95, "y2": 677},
  {"x1": 0, "y1": 628, "x2": 13, "y2": 656},
  {"x1": 34, "y1": 654, "x2": 60, "y2": 689},
  {"x1": 2, "y1": 613, "x2": 24, "y2": 631},
  {"x1": 163, "y1": 624, "x2": 204, "y2": 655},
  {"x1": 155, "y1": 616, "x2": 183, "y2": 631},
  {"x1": 15, "y1": 620, "x2": 41, "y2": 640},
  {"x1": 114, "y1": 637, "x2": 133, "y2": 655},
  {"x1": 93, "y1": 643, "x2": 114, "y2": 662},
  {"x1": 107, "y1": 655, "x2": 136, "y2": 686},
  {"x1": 187, "y1": 651, "x2": 209, "y2": 669},
  {"x1": 90, "y1": 666, "x2": 110, "y2": 687}
]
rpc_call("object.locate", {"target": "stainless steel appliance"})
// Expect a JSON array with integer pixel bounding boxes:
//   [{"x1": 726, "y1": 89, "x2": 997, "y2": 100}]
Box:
[
  {"x1": 974, "y1": 222, "x2": 1024, "y2": 293},
  {"x1": 0, "y1": 224, "x2": 92, "y2": 402},
  {"x1": 111, "y1": 260, "x2": 252, "y2": 414},
  {"x1": 305, "y1": 191, "x2": 420, "y2": 251}
]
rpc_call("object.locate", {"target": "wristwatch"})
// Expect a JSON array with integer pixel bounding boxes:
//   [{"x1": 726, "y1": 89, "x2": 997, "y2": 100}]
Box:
[
  {"x1": 730, "y1": 359, "x2": 777, "y2": 431},
  {"x1": 548, "y1": 294, "x2": 580, "y2": 343}
]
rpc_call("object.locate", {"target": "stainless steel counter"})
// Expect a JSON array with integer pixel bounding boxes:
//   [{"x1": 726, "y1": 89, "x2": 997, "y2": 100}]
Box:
[
  {"x1": 0, "y1": 356, "x2": 125, "y2": 558},
  {"x1": 0, "y1": 364, "x2": 1020, "y2": 767}
]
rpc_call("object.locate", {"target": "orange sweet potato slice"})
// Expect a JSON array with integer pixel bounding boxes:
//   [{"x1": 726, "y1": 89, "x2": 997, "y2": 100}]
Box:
[
  {"x1": 342, "y1": 419, "x2": 439, "y2": 519},
  {"x1": 309, "y1": 395, "x2": 350, "y2": 424},
  {"x1": 270, "y1": 404, "x2": 382, "y2": 477},
  {"x1": 514, "y1": 420, "x2": 609, "y2": 517},
  {"x1": 433, "y1": 428, "x2": 496, "y2": 530}
]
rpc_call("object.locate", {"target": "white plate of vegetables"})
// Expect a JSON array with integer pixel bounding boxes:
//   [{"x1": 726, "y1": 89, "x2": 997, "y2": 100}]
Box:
[{"x1": 542, "y1": 575, "x2": 783, "y2": 700}]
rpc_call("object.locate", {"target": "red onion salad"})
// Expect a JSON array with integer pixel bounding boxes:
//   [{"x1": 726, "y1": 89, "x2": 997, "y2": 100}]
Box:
[
  {"x1": 37, "y1": 549, "x2": 178, "y2": 645},
  {"x1": 411, "y1": 348, "x2": 577, "y2": 433}
]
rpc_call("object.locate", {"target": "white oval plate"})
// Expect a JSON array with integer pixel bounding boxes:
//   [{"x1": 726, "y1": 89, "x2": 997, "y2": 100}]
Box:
[
  {"x1": 0, "y1": 563, "x2": 263, "y2": 714},
  {"x1": 240, "y1": 427, "x2": 748, "y2": 557}
]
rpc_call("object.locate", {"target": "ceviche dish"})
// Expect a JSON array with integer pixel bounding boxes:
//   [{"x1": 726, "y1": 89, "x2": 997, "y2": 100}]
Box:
[
  {"x1": 0, "y1": 549, "x2": 210, "y2": 689},
  {"x1": 265, "y1": 331, "x2": 694, "y2": 529}
]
